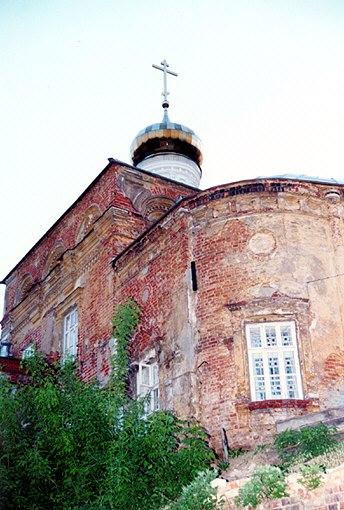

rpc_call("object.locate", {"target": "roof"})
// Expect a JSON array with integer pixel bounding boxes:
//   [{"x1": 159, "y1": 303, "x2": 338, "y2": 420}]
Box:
[
  {"x1": 1, "y1": 158, "x2": 199, "y2": 284},
  {"x1": 257, "y1": 173, "x2": 344, "y2": 185}
]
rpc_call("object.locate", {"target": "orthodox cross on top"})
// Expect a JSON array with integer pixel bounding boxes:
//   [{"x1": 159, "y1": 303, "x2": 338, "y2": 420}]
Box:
[{"x1": 152, "y1": 59, "x2": 178, "y2": 111}]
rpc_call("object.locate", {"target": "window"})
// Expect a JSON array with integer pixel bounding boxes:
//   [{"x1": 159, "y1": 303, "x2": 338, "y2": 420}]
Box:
[
  {"x1": 22, "y1": 343, "x2": 35, "y2": 359},
  {"x1": 0, "y1": 335, "x2": 11, "y2": 358},
  {"x1": 246, "y1": 321, "x2": 303, "y2": 401},
  {"x1": 136, "y1": 361, "x2": 159, "y2": 415},
  {"x1": 63, "y1": 308, "x2": 78, "y2": 359}
]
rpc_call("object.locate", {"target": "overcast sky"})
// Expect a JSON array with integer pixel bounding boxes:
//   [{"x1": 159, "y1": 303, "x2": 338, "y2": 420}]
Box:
[{"x1": 1, "y1": 0, "x2": 344, "y2": 319}]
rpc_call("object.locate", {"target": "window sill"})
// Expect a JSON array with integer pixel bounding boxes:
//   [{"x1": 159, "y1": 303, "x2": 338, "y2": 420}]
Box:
[{"x1": 247, "y1": 399, "x2": 316, "y2": 411}]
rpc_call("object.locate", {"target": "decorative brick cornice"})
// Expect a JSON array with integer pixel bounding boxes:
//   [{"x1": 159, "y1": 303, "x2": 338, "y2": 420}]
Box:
[{"x1": 245, "y1": 398, "x2": 317, "y2": 411}]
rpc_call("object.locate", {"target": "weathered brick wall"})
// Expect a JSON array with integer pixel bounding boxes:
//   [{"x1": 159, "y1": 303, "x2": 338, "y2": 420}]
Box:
[
  {"x1": 1, "y1": 162, "x2": 193, "y2": 380},
  {"x1": 114, "y1": 211, "x2": 198, "y2": 416},
  {"x1": 4, "y1": 173, "x2": 344, "y2": 456},
  {"x1": 215, "y1": 463, "x2": 344, "y2": 509},
  {"x1": 189, "y1": 180, "x2": 344, "y2": 452},
  {"x1": 115, "y1": 179, "x2": 344, "y2": 454}
]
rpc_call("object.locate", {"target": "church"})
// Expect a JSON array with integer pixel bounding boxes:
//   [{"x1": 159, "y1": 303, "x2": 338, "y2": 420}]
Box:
[{"x1": 1, "y1": 61, "x2": 344, "y2": 455}]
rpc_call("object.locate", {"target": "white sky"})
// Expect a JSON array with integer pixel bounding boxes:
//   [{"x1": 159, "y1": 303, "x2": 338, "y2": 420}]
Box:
[{"x1": 1, "y1": 0, "x2": 344, "y2": 319}]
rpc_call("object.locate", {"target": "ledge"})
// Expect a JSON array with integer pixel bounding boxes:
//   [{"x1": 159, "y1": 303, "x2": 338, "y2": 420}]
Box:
[{"x1": 247, "y1": 399, "x2": 314, "y2": 411}]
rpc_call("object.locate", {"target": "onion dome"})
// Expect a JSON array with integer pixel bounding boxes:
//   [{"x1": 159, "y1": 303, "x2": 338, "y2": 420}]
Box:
[
  {"x1": 130, "y1": 111, "x2": 203, "y2": 188},
  {"x1": 130, "y1": 60, "x2": 203, "y2": 188}
]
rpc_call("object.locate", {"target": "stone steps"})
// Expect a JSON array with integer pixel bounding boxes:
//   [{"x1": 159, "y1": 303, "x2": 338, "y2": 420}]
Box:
[{"x1": 276, "y1": 407, "x2": 344, "y2": 433}]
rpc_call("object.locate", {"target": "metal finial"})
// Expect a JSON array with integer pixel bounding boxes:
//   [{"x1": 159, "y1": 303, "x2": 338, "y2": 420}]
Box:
[{"x1": 152, "y1": 59, "x2": 178, "y2": 115}]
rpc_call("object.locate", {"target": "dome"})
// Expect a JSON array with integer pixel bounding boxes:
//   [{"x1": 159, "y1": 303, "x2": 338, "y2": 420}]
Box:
[{"x1": 130, "y1": 112, "x2": 203, "y2": 188}]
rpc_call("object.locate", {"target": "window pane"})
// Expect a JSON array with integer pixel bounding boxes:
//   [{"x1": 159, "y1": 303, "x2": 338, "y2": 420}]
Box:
[
  {"x1": 70, "y1": 330, "x2": 76, "y2": 354},
  {"x1": 252, "y1": 354, "x2": 266, "y2": 400},
  {"x1": 281, "y1": 325, "x2": 293, "y2": 346},
  {"x1": 284, "y1": 352, "x2": 296, "y2": 374},
  {"x1": 65, "y1": 315, "x2": 70, "y2": 330},
  {"x1": 253, "y1": 354, "x2": 264, "y2": 376},
  {"x1": 64, "y1": 331, "x2": 70, "y2": 352},
  {"x1": 63, "y1": 309, "x2": 78, "y2": 359},
  {"x1": 254, "y1": 377, "x2": 266, "y2": 400},
  {"x1": 265, "y1": 326, "x2": 277, "y2": 347},
  {"x1": 141, "y1": 365, "x2": 150, "y2": 386},
  {"x1": 249, "y1": 327, "x2": 262, "y2": 348},
  {"x1": 286, "y1": 375, "x2": 299, "y2": 398},
  {"x1": 284, "y1": 352, "x2": 299, "y2": 398},
  {"x1": 22, "y1": 344, "x2": 35, "y2": 359},
  {"x1": 268, "y1": 355, "x2": 282, "y2": 397},
  {"x1": 71, "y1": 310, "x2": 76, "y2": 326},
  {"x1": 268, "y1": 355, "x2": 280, "y2": 375}
]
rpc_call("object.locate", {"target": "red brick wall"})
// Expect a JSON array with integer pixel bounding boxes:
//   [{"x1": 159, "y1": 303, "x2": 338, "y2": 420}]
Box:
[
  {"x1": 4, "y1": 175, "x2": 344, "y2": 456},
  {"x1": 115, "y1": 179, "x2": 344, "y2": 453},
  {"x1": 1, "y1": 163, "x2": 193, "y2": 377}
]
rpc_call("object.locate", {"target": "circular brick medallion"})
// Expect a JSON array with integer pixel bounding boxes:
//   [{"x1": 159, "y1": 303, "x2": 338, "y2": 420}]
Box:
[{"x1": 249, "y1": 232, "x2": 276, "y2": 255}]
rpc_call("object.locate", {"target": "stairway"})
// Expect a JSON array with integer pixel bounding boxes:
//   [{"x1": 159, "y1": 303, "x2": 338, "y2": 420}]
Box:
[{"x1": 276, "y1": 407, "x2": 344, "y2": 433}]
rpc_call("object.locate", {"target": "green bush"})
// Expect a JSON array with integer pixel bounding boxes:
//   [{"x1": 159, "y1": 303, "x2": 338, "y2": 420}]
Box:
[
  {"x1": 305, "y1": 441, "x2": 344, "y2": 470},
  {"x1": 0, "y1": 300, "x2": 215, "y2": 510},
  {"x1": 298, "y1": 464, "x2": 324, "y2": 490},
  {"x1": 166, "y1": 470, "x2": 223, "y2": 510},
  {"x1": 235, "y1": 466, "x2": 289, "y2": 508},
  {"x1": 274, "y1": 423, "x2": 338, "y2": 468}
]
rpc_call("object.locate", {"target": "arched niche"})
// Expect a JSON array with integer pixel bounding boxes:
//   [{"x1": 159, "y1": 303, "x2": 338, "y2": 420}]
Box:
[
  {"x1": 14, "y1": 273, "x2": 34, "y2": 306},
  {"x1": 43, "y1": 241, "x2": 65, "y2": 277},
  {"x1": 75, "y1": 204, "x2": 101, "y2": 243}
]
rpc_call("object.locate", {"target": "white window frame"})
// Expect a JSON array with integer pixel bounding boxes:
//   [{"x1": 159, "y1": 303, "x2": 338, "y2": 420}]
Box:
[
  {"x1": 63, "y1": 308, "x2": 78, "y2": 360},
  {"x1": 136, "y1": 361, "x2": 159, "y2": 415},
  {"x1": 22, "y1": 343, "x2": 35, "y2": 359},
  {"x1": 246, "y1": 321, "x2": 303, "y2": 402}
]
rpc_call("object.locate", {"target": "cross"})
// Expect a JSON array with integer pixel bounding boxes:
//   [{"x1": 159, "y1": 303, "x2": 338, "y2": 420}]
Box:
[{"x1": 152, "y1": 59, "x2": 178, "y2": 110}]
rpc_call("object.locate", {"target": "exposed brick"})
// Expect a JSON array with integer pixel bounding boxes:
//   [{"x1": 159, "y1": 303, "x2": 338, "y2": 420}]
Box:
[{"x1": 3, "y1": 173, "x2": 344, "y2": 457}]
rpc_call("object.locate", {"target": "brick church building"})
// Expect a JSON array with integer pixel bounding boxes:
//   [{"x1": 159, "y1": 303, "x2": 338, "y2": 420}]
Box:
[{"x1": 2, "y1": 62, "x2": 344, "y2": 455}]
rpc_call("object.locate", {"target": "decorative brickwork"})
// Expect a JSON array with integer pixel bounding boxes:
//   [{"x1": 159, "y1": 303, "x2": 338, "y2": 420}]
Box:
[
  {"x1": 2, "y1": 172, "x2": 344, "y2": 457},
  {"x1": 1, "y1": 162, "x2": 193, "y2": 383}
]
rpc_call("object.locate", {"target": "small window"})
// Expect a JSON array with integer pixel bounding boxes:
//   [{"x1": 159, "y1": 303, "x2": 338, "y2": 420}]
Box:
[
  {"x1": 137, "y1": 361, "x2": 159, "y2": 415},
  {"x1": 0, "y1": 335, "x2": 11, "y2": 358},
  {"x1": 63, "y1": 308, "x2": 78, "y2": 360},
  {"x1": 22, "y1": 343, "x2": 35, "y2": 359},
  {"x1": 246, "y1": 321, "x2": 303, "y2": 402}
]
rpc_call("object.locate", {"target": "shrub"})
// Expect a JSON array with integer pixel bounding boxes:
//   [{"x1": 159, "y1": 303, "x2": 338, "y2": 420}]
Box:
[
  {"x1": 166, "y1": 470, "x2": 224, "y2": 510},
  {"x1": 235, "y1": 466, "x2": 289, "y2": 508},
  {"x1": 274, "y1": 423, "x2": 338, "y2": 468},
  {"x1": 305, "y1": 441, "x2": 344, "y2": 470},
  {"x1": 298, "y1": 464, "x2": 324, "y2": 490},
  {"x1": 0, "y1": 299, "x2": 215, "y2": 510}
]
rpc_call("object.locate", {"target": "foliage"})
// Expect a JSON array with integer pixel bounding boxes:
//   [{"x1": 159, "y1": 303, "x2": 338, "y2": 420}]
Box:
[
  {"x1": 297, "y1": 464, "x2": 324, "y2": 490},
  {"x1": 235, "y1": 466, "x2": 289, "y2": 508},
  {"x1": 103, "y1": 409, "x2": 215, "y2": 510},
  {"x1": 0, "y1": 299, "x2": 215, "y2": 510},
  {"x1": 0, "y1": 356, "x2": 111, "y2": 510},
  {"x1": 274, "y1": 423, "x2": 338, "y2": 468},
  {"x1": 303, "y1": 440, "x2": 344, "y2": 470},
  {"x1": 228, "y1": 447, "x2": 246, "y2": 458},
  {"x1": 217, "y1": 460, "x2": 230, "y2": 471},
  {"x1": 110, "y1": 298, "x2": 141, "y2": 400},
  {"x1": 165, "y1": 470, "x2": 224, "y2": 510}
]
